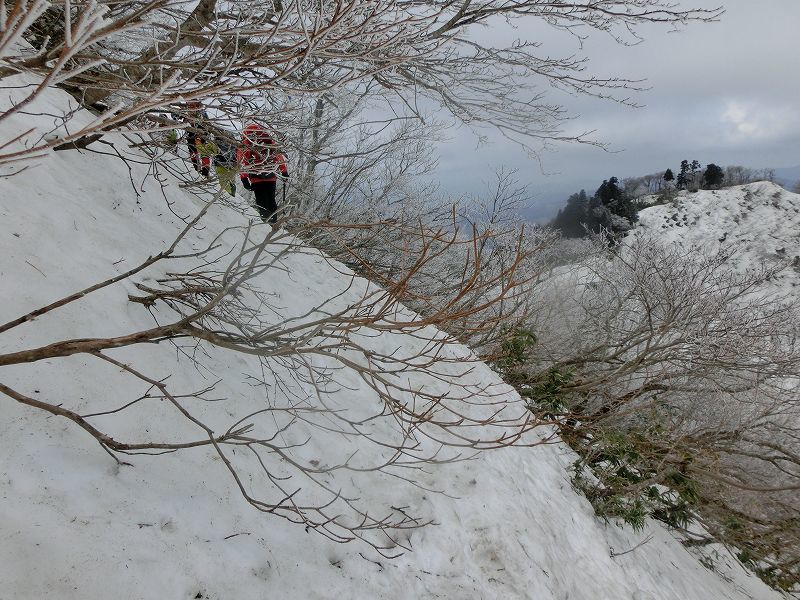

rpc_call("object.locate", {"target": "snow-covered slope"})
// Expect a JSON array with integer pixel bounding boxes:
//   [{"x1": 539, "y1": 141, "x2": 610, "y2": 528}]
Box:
[
  {"x1": 0, "y1": 82, "x2": 785, "y2": 599},
  {"x1": 636, "y1": 183, "x2": 800, "y2": 293}
]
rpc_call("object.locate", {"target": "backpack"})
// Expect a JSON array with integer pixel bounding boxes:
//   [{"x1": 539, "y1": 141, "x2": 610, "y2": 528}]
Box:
[{"x1": 214, "y1": 140, "x2": 237, "y2": 167}]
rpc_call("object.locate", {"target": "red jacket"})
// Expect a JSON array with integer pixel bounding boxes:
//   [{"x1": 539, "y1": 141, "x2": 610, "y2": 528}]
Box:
[{"x1": 238, "y1": 124, "x2": 288, "y2": 184}]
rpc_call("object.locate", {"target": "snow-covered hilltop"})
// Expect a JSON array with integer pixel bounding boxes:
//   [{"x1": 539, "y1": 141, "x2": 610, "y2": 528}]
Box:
[
  {"x1": 0, "y1": 84, "x2": 787, "y2": 600},
  {"x1": 636, "y1": 182, "x2": 800, "y2": 292}
]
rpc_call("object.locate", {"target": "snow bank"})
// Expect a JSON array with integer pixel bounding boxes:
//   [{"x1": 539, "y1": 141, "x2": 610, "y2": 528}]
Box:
[
  {"x1": 0, "y1": 80, "x2": 784, "y2": 599},
  {"x1": 636, "y1": 184, "x2": 800, "y2": 293}
]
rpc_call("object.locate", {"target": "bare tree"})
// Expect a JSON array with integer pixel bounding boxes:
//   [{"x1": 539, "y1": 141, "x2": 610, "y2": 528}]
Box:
[
  {"x1": 515, "y1": 236, "x2": 800, "y2": 590},
  {"x1": 1, "y1": 0, "x2": 722, "y2": 173},
  {"x1": 723, "y1": 165, "x2": 776, "y2": 188},
  {"x1": 0, "y1": 200, "x2": 553, "y2": 554},
  {"x1": 2, "y1": 0, "x2": 734, "y2": 564}
]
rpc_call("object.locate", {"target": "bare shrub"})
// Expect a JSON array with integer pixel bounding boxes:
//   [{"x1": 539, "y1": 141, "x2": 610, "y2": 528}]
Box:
[
  {"x1": 0, "y1": 205, "x2": 550, "y2": 554},
  {"x1": 2, "y1": 0, "x2": 722, "y2": 173},
  {"x1": 514, "y1": 236, "x2": 800, "y2": 590}
]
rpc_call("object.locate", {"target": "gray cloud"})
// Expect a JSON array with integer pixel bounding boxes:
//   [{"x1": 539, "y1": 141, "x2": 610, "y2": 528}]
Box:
[{"x1": 424, "y1": 0, "x2": 800, "y2": 222}]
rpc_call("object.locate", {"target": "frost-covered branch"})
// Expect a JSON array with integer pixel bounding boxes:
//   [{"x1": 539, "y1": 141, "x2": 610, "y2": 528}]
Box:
[
  {"x1": 0, "y1": 210, "x2": 547, "y2": 554},
  {"x1": 1, "y1": 0, "x2": 721, "y2": 171}
]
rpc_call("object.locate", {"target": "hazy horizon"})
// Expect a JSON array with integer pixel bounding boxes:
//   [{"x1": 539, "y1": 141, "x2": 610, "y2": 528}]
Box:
[{"x1": 424, "y1": 0, "x2": 800, "y2": 222}]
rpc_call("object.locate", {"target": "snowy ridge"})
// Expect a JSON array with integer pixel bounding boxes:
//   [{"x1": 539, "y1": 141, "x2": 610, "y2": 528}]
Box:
[
  {"x1": 636, "y1": 183, "x2": 800, "y2": 293},
  {"x1": 0, "y1": 82, "x2": 785, "y2": 599}
]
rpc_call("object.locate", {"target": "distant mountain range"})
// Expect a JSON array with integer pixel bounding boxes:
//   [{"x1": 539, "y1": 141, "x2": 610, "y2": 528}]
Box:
[{"x1": 773, "y1": 165, "x2": 800, "y2": 190}]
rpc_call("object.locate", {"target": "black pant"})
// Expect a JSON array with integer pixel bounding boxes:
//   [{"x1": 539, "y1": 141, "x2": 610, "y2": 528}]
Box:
[{"x1": 251, "y1": 180, "x2": 278, "y2": 223}]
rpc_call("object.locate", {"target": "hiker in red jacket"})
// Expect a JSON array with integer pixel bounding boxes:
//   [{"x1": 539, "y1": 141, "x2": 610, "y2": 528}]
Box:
[{"x1": 238, "y1": 123, "x2": 289, "y2": 223}]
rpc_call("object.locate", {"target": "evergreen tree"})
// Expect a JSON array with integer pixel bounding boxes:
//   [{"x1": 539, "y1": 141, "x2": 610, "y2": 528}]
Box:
[
  {"x1": 676, "y1": 160, "x2": 690, "y2": 189},
  {"x1": 591, "y1": 176, "x2": 639, "y2": 241},
  {"x1": 690, "y1": 159, "x2": 702, "y2": 190},
  {"x1": 596, "y1": 176, "x2": 623, "y2": 204},
  {"x1": 702, "y1": 163, "x2": 724, "y2": 188},
  {"x1": 552, "y1": 175, "x2": 642, "y2": 240},
  {"x1": 551, "y1": 189, "x2": 590, "y2": 238},
  {"x1": 663, "y1": 168, "x2": 674, "y2": 184}
]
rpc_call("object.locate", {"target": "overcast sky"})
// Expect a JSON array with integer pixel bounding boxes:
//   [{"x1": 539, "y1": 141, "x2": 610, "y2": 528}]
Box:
[{"x1": 427, "y1": 0, "x2": 800, "y2": 222}]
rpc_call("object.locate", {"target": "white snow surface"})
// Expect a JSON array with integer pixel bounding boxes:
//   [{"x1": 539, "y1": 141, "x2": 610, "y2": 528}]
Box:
[
  {"x1": 635, "y1": 184, "x2": 800, "y2": 294},
  {"x1": 0, "y1": 81, "x2": 787, "y2": 599}
]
